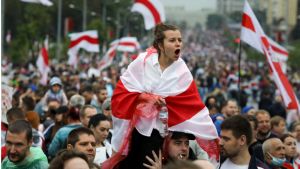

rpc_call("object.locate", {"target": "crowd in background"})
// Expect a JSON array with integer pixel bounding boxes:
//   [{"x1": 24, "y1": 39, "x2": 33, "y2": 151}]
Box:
[{"x1": 2, "y1": 26, "x2": 300, "y2": 169}]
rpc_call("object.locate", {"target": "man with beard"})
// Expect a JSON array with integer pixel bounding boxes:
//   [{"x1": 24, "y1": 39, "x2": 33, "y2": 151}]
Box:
[
  {"x1": 2, "y1": 120, "x2": 48, "y2": 169},
  {"x1": 219, "y1": 115, "x2": 268, "y2": 169},
  {"x1": 256, "y1": 110, "x2": 277, "y2": 144},
  {"x1": 221, "y1": 99, "x2": 239, "y2": 118}
]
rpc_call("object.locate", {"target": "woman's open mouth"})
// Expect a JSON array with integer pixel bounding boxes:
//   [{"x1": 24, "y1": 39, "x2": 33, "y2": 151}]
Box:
[{"x1": 175, "y1": 49, "x2": 180, "y2": 55}]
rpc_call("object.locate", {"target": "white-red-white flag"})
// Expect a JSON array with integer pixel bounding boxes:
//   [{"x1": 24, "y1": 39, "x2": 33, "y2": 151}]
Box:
[
  {"x1": 21, "y1": 0, "x2": 53, "y2": 6},
  {"x1": 99, "y1": 37, "x2": 141, "y2": 71},
  {"x1": 131, "y1": 0, "x2": 166, "y2": 30},
  {"x1": 240, "y1": 0, "x2": 300, "y2": 113},
  {"x1": 240, "y1": 2, "x2": 288, "y2": 63},
  {"x1": 98, "y1": 46, "x2": 117, "y2": 71},
  {"x1": 36, "y1": 36, "x2": 50, "y2": 86},
  {"x1": 110, "y1": 37, "x2": 141, "y2": 53},
  {"x1": 102, "y1": 48, "x2": 218, "y2": 169},
  {"x1": 67, "y1": 30, "x2": 99, "y2": 67}
]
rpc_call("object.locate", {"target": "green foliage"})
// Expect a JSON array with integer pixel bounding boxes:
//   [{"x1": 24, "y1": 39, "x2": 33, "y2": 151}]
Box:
[
  {"x1": 206, "y1": 14, "x2": 225, "y2": 30},
  {"x1": 288, "y1": 41, "x2": 300, "y2": 71},
  {"x1": 243, "y1": 46, "x2": 264, "y2": 62},
  {"x1": 228, "y1": 11, "x2": 242, "y2": 23},
  {"x1": 4, "y1": 1, "x2": 54, "y2": 63},
  {"x1": 4, "y1": 0, "x2": 134, "y2": 64}
]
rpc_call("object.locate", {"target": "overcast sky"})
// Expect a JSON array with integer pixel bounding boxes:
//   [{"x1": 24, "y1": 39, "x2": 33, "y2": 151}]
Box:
[{"x1": 161, "y1": 0, "x2": 217, "y2": 11}]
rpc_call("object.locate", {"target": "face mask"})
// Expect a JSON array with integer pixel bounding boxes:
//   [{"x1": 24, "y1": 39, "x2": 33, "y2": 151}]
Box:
[{"x1": 268, "y1": 153, "x2": 286, "y2": 166}]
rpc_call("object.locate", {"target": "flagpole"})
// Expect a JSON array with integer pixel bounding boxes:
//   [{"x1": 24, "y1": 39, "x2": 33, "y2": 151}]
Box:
[
  {"x1": 238, "y1": 40, "x2": 242, "y2": 107},
  {"x1": 56, "y1": 0, "x2": 62, "y2": 59},
  {"x1": 2, "y1": 0, "x2": 5, "y2": 56}
]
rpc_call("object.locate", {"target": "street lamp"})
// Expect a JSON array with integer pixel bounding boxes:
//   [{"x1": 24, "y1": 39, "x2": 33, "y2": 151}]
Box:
[{"x1": 68, "y1": 1, "x2": 87, "y2": 31}]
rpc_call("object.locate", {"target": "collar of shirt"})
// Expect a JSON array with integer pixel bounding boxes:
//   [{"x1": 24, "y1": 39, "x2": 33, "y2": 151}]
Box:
[{"x1": 150, "y1": 53, "x2": 163, "y2": 74}]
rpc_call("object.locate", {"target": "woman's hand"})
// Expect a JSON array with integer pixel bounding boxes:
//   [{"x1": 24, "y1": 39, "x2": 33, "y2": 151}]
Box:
[
  {"x1": 143, "y1": 150, "x2": 162, "y2": 169},
  {"x1": 155, "y1": 97, "x2": 166, "y2": 107},
  {"x1": 138, "y1": 93, "x2": 165, "y2": 107}
]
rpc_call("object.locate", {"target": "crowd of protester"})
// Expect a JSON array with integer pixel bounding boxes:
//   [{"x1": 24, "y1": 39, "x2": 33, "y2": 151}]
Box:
[{"x1": 1, "y1": 25, "x2": 300, "y2": 169}]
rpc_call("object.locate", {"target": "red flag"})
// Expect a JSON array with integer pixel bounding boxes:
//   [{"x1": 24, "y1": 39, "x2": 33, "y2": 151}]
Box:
[{"x1": 240, "y1": 0, "x2": 300, "y2": 113}]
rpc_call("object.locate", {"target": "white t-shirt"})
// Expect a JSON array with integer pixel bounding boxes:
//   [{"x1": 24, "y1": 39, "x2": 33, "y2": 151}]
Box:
[
  {"x1": 220, "y1": 159, "x2": 248, "y2": 169},
  {"x1": 219, "y1": 159, "x2": 264, "y2": 169},
  {"x1": 94, "y1": 141, "x2": 113, "y2": 165}
]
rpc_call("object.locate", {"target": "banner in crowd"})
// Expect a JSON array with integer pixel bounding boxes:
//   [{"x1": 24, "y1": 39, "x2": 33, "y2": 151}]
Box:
[
  {"x1": 67, "y1": 30, "x2": 99, "y2": 67},
  {"x1": 2, "y1": 84, "x2": 15, "y2": 124},
  {"x1": 21, "y1": 0, "x2": 53, "y2": 6},
  {"x1": 36, "y1": 36, "x2": 50, "y2": 86},
  {"x1": 240, "y1": 0, "x2": 300, "y2": 113},
  {"x1": 99, "y1": 37, "x2": 140, "y2": 71},
  {"x1": 131, "y1": 0, "x2": 166, "y2": 30},
  {"x1": 110, "y1": 37, "x2": 141, "y2": 53}
]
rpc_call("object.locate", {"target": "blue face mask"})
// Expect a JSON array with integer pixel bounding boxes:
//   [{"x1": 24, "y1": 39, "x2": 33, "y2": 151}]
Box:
[{"x1": 268, "y1": 153, "x2": 286, "y2": 166}]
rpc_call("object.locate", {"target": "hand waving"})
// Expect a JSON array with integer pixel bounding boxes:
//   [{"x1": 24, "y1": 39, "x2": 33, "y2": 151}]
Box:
[{"x1": 143, "y1": 150, "x2": 162, "y2": 169}]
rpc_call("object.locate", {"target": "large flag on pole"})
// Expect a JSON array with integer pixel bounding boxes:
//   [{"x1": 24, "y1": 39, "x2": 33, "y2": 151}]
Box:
[
  {"x1": 67, "y1": 30, "x2": 99, "y2": 67},
  {"x1": 131, "y1": 0, "x2": 166, "y2": 30},
  {"x1": 240, "y1": 6, "x2": 289, "y2": 63},
  {"x1": 240, "y1": 0, "x2": 300, "y2": 113},
  {"x1": 99, "y1": 37, "x2": 141, "y2": 70},
  {"x1": 36, "y1": 36, "x2": 50, "y2": 86}
]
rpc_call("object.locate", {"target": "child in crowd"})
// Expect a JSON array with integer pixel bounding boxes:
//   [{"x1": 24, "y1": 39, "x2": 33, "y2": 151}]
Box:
[{"x1": 40, "y1": 76, "x2": 68, "y2": 112}]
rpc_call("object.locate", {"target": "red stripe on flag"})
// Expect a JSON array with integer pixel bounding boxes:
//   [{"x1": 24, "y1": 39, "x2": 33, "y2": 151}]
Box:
[
  {"x1": 118, "y1": 42, "x2": 137, "y2": 47},
  {"x1": 109, "y1": 50, "x2": 116, "y2": 58},
  {"x1": 271, "y1": 45, "x2": 288, "y2": 56},
  {"x1": 41, "y1": 47, "x2": 49, "y2": 66},
  {"x1": 166, "y1": 81, "x2": 205, "y2": 127},
  {"x1": 69, "y1": 35, "x2": 99, "y2": 48},
  {"x1": 273, "y1": 62, "x2": 298, "y2": 109},
  {"x1": 242, "y1": 13, "x2": 256, "y2": 33},
  {"x1": 136, "y1": 0, "x2": 161, "y2": 24},
  {"x1": 112, "y1": 80, "x2": 140, "y2": 119}
]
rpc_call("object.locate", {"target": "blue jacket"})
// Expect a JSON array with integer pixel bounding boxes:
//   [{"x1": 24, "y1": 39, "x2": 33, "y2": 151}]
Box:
[{"x1": 47, "y1": 123, "x2": 81, "y2": 158}]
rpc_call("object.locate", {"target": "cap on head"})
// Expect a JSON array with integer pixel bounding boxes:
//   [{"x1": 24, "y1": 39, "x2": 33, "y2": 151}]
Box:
[
  {"x1": 170, "y1": 131, "x2": 195, "y2": 140},
  {"x1": 242, "y1": 106, "x2": 254, "y2": 114},
  {"x1": 50, "y1": 77, "x2": 62, "y2": 86}
]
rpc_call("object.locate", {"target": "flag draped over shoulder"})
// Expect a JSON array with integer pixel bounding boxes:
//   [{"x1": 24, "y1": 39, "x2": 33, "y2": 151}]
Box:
[
  {"x1": 131, "y1": 0, "x2": 166, "y2": 30},
  {"x1": 67, "y1": 30, "x2": 99, "y2": 67},
  {"x1": 36, "y1": 36, "x2": 50, "y2": 86},
  {"x1": 240, "y1": 0, "x2": 300, "y2": 113},
  {"x1": 102, "y1": 48, "x2": 218, "y2": 169}
]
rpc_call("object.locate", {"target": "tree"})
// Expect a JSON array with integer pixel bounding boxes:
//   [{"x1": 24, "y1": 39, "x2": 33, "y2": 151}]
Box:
[
  {"x1": 206, "y1": 14, "x2": 225, "y2": 30},
  {"x1": 5, "y1": 0, "x2": 54, "y2": 64},
  {"x1": 288, "y1": 40, "x2": 300, "y2": 71}
]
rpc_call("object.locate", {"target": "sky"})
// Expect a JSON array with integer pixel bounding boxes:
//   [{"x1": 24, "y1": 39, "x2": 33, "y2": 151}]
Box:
[{"x1": 161, "y1": 0, "x2": 217, "y2": 11}]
